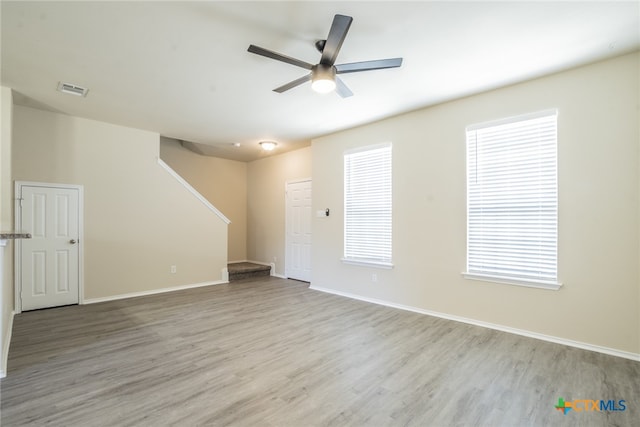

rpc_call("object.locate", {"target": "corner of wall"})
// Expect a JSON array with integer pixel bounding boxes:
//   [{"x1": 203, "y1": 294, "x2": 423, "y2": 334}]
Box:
[
  {"x1": 0, "y1": 309, "x2": 14, "y2": 378},
  {"x1": 0, "y1": 86, "x2": 15, "y2": 378}
]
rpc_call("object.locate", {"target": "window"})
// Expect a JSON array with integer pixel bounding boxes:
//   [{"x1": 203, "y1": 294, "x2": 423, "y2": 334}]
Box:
[
  {"x1": 343, "y1": 143, "x2": 392, "y2": 268},
  {"x1": 465, "y1": 110, "x2": 559, "y2": 289}
]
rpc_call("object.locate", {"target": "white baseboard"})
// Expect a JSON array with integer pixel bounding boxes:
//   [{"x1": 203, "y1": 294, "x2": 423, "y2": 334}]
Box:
[
  {"x1": 83, "y1": 280, "x2": 229, "y2": 305},
  {"x1": 272, "y1": 273, "x2": 287, "y2": 279},
  {"x1": 309, "y1": 285, "x2": 640, "y2": 362},
  {"x1": 1, "y1": 310, "x2": 15, "y2": 378}
]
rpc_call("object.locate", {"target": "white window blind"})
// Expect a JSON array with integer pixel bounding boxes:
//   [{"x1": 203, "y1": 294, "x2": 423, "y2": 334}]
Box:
[
  {"x1": 344, "y1": 143, "x2": 392, "y2": 267},
  {"x1": 465, "y1": 110, "x2": 559, "y2": 288}
]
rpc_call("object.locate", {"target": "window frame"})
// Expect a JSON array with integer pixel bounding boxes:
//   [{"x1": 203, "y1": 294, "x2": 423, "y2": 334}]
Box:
[
  {"x1": 463, "y1": 109, "x2": 561, "y2": 290},
  {"x1": 342, "y1": 142, "x2": 394, "y2": 269}
]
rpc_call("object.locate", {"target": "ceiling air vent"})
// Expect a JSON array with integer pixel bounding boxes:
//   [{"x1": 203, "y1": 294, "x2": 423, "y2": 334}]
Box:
[{"x1": 57, "y1": 82, "x2": 89, "y2": 97}]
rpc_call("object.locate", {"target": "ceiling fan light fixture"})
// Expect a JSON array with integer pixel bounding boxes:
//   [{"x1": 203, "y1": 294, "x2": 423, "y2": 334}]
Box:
[
  {"x1": 311, "y1": 77, "x2": 336, "y2": 94},
  {"x1": 311, "y1": 64, "x2": 336, "y2": 94},
  {"x1": 247, "y1": 14, "x2": 402, "y2": 98},
  {"x1": 260, "y1": 141, "x2": 277, "y2": 151}
]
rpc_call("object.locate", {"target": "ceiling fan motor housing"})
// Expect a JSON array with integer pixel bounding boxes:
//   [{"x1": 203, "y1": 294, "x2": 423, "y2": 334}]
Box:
[{"x1": 312, "y1": 63, "x2": 336, "y2": 80}]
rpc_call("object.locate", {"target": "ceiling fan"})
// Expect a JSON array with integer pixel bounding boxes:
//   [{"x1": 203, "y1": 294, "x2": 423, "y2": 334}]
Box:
[{"x1": 247, "y1": 14, "x2": 403, "y2": 98}]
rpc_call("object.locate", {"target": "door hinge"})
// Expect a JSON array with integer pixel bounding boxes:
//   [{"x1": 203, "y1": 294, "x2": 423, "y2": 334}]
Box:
[{"x1": 16, "y1": 197, "x2": 23, "y2": 208}]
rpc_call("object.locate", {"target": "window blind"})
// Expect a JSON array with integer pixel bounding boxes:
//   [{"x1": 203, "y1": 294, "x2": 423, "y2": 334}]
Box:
[
  {"x1": 344, "y1": 143, "x2": 392, "y2": 265},
  {"x1": 466, "y1": 110, "x2": 558, "y2": 287}
]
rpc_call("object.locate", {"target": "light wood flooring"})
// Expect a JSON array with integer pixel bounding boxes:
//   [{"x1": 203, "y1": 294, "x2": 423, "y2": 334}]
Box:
[{"x1": 1, "y1": 277, "x2": 638, "y2": 426}]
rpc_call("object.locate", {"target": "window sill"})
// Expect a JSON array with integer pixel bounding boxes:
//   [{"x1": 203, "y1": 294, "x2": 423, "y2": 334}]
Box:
[
  {"x1": 462, "y1": 272, "x2": 562, "y2": 291},
  {"x1": 342, "y1": 258, "x2": 394, "y2": 269}
]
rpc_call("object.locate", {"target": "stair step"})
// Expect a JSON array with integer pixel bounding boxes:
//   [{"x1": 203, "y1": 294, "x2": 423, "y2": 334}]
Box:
[{"x1": 228, "y1": 262, "x2": 271, "y2": 281}]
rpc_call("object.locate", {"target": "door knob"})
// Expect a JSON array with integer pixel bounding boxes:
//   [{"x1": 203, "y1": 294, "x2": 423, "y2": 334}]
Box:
[{"x1": 70, "y1": 239, "x2": 77, "y2": 244}]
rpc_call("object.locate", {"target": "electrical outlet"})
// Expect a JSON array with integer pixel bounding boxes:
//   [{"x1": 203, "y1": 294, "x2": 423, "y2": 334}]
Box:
[
  {"x1": 372, "y1": 273, "x2": 377, "y2": 282},
  {"x1": 170, "y1": 265, "x2": 177, "y2": 274},
  {"x1": 273, "y1": 256, "x2": 277, "y2": 262}
]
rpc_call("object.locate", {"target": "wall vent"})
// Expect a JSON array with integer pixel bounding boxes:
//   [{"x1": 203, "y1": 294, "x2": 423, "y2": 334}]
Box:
[{"x1": 57, "y1": 82, "x2": 89, "y2": 97}]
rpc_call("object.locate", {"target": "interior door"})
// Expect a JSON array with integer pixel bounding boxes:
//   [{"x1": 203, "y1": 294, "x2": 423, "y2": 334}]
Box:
[
  {"x1": 286, "y1": 180, "x2": 312, "y2": 282},
  {"x1": 19, "y1": 184, "x2": 80, "y2": 311}
]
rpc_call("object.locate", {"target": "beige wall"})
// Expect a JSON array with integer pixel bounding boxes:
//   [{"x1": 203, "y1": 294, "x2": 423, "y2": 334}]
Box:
[
  {"x1": 160, "y1": 138, "x2": 247, "y2": 262},
  {"x1": 12, "y1": 106, "x2": 228, "y2": 300},
  {"x1": 312, "y1": 52, "x2": 640, "y2": 355},
  {"x1": 247, "y1": 147, "x2": 312, "y2": 276},
  {"x1": 1, "y1": 86, "x2": 14, "y2": 376}
]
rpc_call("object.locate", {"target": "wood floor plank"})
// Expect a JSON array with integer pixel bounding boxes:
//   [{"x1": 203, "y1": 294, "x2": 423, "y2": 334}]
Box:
[{"x1": 1, "y1": 277, "x2": 638, "y2": 426}]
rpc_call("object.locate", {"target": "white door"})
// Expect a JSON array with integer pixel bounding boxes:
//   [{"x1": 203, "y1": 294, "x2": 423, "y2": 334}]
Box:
[
  {"x1": 18, "y1": 184, "x2": 80, "y2": 311},
  {"x1": 286, "y1": 180, "x2": 312, "y2": 282}
]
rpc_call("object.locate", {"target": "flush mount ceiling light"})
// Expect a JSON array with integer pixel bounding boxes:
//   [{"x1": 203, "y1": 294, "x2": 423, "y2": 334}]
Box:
[
  {"x1": 259, "y1": 141, "x2": 277, "y2": 151},
  {"x1": 57, "y1": 82, "x2": 89, "y2": 97}
]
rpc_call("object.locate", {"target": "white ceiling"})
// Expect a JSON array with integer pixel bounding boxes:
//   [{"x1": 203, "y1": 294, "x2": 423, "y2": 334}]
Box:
[{"x1": 2, "y1": 1, "x2": 638, "y2": 162}]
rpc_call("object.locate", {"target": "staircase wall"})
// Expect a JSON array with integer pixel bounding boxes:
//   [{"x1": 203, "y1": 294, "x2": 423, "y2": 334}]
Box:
[
  {"x1": 160, "y1": 137, "x2": 247, "y2": 262},
  {"x1": 12, "y1": 106, "x2": 228, "y2": 300}
]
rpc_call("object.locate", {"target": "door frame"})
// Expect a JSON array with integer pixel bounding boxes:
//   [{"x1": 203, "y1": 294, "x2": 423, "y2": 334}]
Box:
[
  {"x1": 14, "y1": 181, "x2": 85, "y2": 313},
  {"x1": 284, "y1": 178, "x2": 312, "y2": 281}
]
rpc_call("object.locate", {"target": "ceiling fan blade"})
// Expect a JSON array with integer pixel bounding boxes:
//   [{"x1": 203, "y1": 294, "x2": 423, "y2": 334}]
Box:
[
  {"x1": 273, "y1": 74, "x2": 312, "y2": 93},
  {"x1": 335, "y1": 77, "x2": 353, "y2": 98},
  {"x1": 320, "y1": 14, "x2": 353, "y2": 66},
  {"x1": 248, "y1": 45, "x2": 314, "y2": 70},
  {"x1": 336, "y1": 58, "x2": 403, "y2": 74}
]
